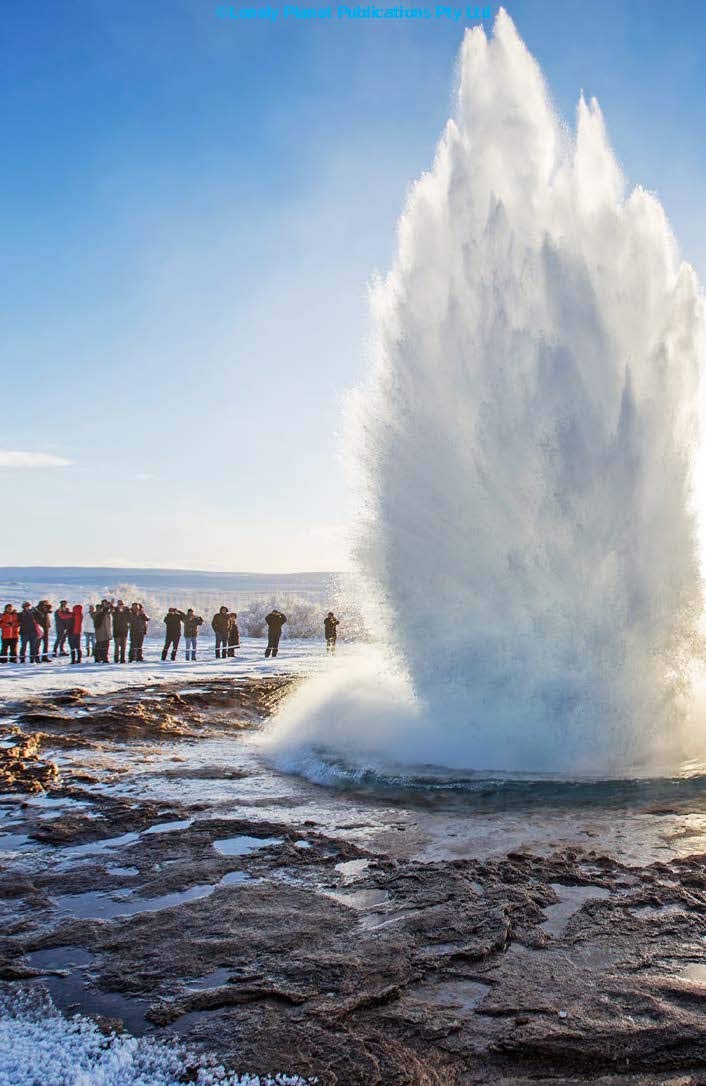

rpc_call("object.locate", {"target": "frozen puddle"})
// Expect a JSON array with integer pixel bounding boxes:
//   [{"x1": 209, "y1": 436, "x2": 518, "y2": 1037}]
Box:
[
  {"x1": 327, "y1": 888, "x2": 389, "y2": 909},
  {"x1": 53, "y1": 872, "x2": 254, "y2": 920},
  {"x1": 144, "y1": 819, "x2": 194, "y2": 835},
  {"x1": 327, "y1": 860, "x2": 388, "y2": 914},
  {"x1": 59, "y1": 818, "x2": 194, "y2": 859},
  {"x1": 25, "y1": 945, "x2": 150, "y2": 1034},
  {"x1": 679, "y1": 962, "x2": 706, "y2": 984},
  {"x1": 64, "y1": 831, "x2": 142, "y2": 856},
  {"x1": 0, "y1": 832, "x2": 31, "y2": 851},
  {"x1": 185, "y1": 966, "x2": 233, "y2": 990},
  {"x1": 27, "y1": 945, "x2": 94, "y2": 971},
  {"x1": 541, "y1": 884, "x2": 609, "y2": 936},
  {"x1": 335, "y1": 858, "x2": 370, "y2": 881},
  {"x1": 212, "y1": 835, "x2": 282, "y2": 857},
  {"x1": 24, "y1": 796, "x2": 91, "y2": 812}
]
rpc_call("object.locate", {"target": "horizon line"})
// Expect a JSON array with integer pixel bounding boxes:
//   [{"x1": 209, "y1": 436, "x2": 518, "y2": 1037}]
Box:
[{"x1": 0, "y1": 564, "x2": 346, "y2": 577}]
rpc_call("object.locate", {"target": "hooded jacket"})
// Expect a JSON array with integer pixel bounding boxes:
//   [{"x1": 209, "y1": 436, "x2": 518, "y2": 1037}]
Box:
[
  {"x1": 93, "y1": 605, "x2": 112, "y2": 641},
  {"x1": 18, "y1": 608, "x2": 40, "y2": 638},
  {"x1": 54, "y1": 607, "x2": 72, "y2": 633},
  {"x1": 112, "y1": 607, "x2": 131, "y2": 637},
  {"x1": 0, "y1": 610, "x2": 20, "y2": 640},
  {"x1": 265, "y1": 611, "x2": 287, "y2": 637},
  {"x1": 183, "y1": 614, "x2": 203, "y2": 638},
  {"x1": 211, "y1": 610, "x2": 230, "y2": 636},
  {"x1": 36, "y1": 601, "x2": 52, "y2": 635},
  {"x1": 163, "y1": 611, "x2": 185, "y2": 637},
  {"x1": 129, "y1": 610, "x2": 149, "y2": 638}
]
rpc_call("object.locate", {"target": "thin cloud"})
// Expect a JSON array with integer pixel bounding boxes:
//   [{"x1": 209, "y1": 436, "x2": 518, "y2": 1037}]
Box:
[{"x1": 0, "y1": 450, "x2": 72, "y2": 468}]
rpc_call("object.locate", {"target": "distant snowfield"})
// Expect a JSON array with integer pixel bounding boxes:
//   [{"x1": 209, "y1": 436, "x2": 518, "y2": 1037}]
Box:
[
  {"x1": 0, "y1": 637, "x2": 331, "y2": 703},
  {"x1": 0, "y1": 991, "x2": 312, "y2": 1086}
]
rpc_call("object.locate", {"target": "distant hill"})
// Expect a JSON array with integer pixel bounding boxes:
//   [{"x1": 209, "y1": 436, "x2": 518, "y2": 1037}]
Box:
[
  {"x1": 0, "y1": 568, "x2": 350, "y2": 613},
  {"x1": 0, "y1": 567, "x2": 340, "y2": 594}
]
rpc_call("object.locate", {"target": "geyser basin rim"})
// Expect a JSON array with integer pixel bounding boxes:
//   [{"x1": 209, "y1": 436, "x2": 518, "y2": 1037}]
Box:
[{"x1": 304, "y1": 750, "x2": 706, "y2": 785}]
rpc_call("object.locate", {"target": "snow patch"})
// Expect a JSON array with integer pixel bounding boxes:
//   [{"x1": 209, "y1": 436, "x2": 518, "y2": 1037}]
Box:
[{"x1": 0, "y1": 991, "x2": 313, "y2": 1086}]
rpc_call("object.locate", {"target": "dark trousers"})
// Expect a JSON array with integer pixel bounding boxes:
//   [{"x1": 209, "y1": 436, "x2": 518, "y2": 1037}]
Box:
[
  {"x1": 162, "y1": 634, "x2": 180, "y2": 661},
  {"x1": 40, "y1": 631, "x2": 50, "y2": 661},
  {"x1": 53, "y1": 629, "x2": 69, "y2": 655},
  {"x1": 215, "y1": 633, "x2": 228, "y2": 658},
  {"x1": 227, "y1": 640, "x2": 239, "y2": 657},
  {"x1": 265, "y1": 635, "x2": 281, "y2": 658},
  {"x1": 67, "y1": 631, "x2": 82, "y2": 663},
  {"x1": 129, "y1": 634, "x2": 145, "y2": 662},
  {"x1": 20, "y1": 635, "x2": 39, "y2": 663},
  {"x1": 113, "y1": 634, "x2": 127, "y2": 663},
  {"x1": 1, "y1": 638, "x2": 18, "y2": 663},
  {"x1": 326, "y1": 637, "x2": 337, "y2": 654},
  {"x1": 95, "y1": 639, "x2": 110, "y2": 663}
]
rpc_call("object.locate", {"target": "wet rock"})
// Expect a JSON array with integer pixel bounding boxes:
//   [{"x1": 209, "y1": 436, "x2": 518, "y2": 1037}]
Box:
[
  {"x1": 6, "y1": 675, "x2": 706, "y2": 1083},
  {"x1": 0, "y1": 730, "x2": 59, "y2": 793}
]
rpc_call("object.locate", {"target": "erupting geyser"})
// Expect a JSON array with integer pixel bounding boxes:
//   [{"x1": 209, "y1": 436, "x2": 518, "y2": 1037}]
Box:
[{"x1": 268, "y1": 9, "x2": 706, "y2": 777}]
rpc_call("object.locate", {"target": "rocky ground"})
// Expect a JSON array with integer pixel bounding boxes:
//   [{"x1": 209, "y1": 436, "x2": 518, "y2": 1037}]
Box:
[{"x1": 2, "y1": 678, "x2": 706, "y2": 1085}]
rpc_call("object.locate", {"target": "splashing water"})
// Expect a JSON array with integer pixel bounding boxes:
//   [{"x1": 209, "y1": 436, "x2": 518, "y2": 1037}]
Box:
[{"x1": 267, "y1": 9, "x2": 706, "y2": 779}]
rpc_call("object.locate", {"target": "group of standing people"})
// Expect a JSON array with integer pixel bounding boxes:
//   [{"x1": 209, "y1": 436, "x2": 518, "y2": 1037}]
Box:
[
  {"x1": 160, "y1": 607, "x2": 239, "y2": 661},
  {"x1": 89, "y1": 600, "x2": 150, "y2": 663},
  {"x1": 0, "y1": 599, "x2": 149, "y2": 665},
  {"x1": 164, "y1": 607, "x2": 295, "y2": 660},
  {"x1": 0, "y1": 599, "x2": 341, "y2": 665}
]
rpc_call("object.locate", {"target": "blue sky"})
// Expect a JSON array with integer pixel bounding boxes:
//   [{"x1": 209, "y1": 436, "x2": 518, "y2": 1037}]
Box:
[{"x1": 2, "y1": 0, "x2": 705, "y2": 571}]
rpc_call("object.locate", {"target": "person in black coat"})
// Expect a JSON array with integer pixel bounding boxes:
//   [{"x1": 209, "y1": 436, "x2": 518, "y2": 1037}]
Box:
[
  {"x1": 128, "y1": 603, "x2": 148, "y2": 662},
  {"x1": 162, "y1": 608, "x2": 185, "y2": 661},
  {"x1": 324, "y1": 612, "x2": 339, "y2": 653},
  {"x1": 227, "y1": 613, "x2": 240, "y2": 657},
  {"x1": 112, "y1": 600, "x2": 130, "y2": 663},
  {"x1": 92, "y1": 600, "x2": 113, "y2": 663},
  {"x1": 36, "y1": 600, "x2": 53, "y2": 662},
  {"x1": 18, "y1": 602, "x2": 41, "y2": 664},
  {"x1": 264, "y1": 609, "x2": 287, "y2": 658},
  {"x1": 53, "y1": 601, "x2": 72, "y2": 657},
  {"x1": 211, "y1": 606, "x2": 230, "y2": 659}
]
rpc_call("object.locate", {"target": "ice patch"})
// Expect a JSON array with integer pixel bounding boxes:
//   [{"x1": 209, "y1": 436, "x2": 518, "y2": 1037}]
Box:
[
  {"x1": 212, "y1": 836, "x2": 282, "y2": 857},
  {"x1": 144, "y1": 819, "x2": 194, "y2": 835}
]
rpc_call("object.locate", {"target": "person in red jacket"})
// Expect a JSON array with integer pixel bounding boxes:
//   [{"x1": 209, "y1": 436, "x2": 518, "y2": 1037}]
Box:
[
  {"x1": 0, "y1": 604, "x2": 20, "y2": 663},
  {"x1": 68, "y1": 605, "x2": 84, "y2": 665}
]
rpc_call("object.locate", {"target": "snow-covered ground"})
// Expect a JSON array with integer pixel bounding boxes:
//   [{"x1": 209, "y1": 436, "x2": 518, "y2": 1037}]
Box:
[
  {"x1": 0, "y1": 637, "x2": 334, "y2": 703},
  {"x1": 0, "y1": 992, "x2": 313, "y2": 1086}
]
